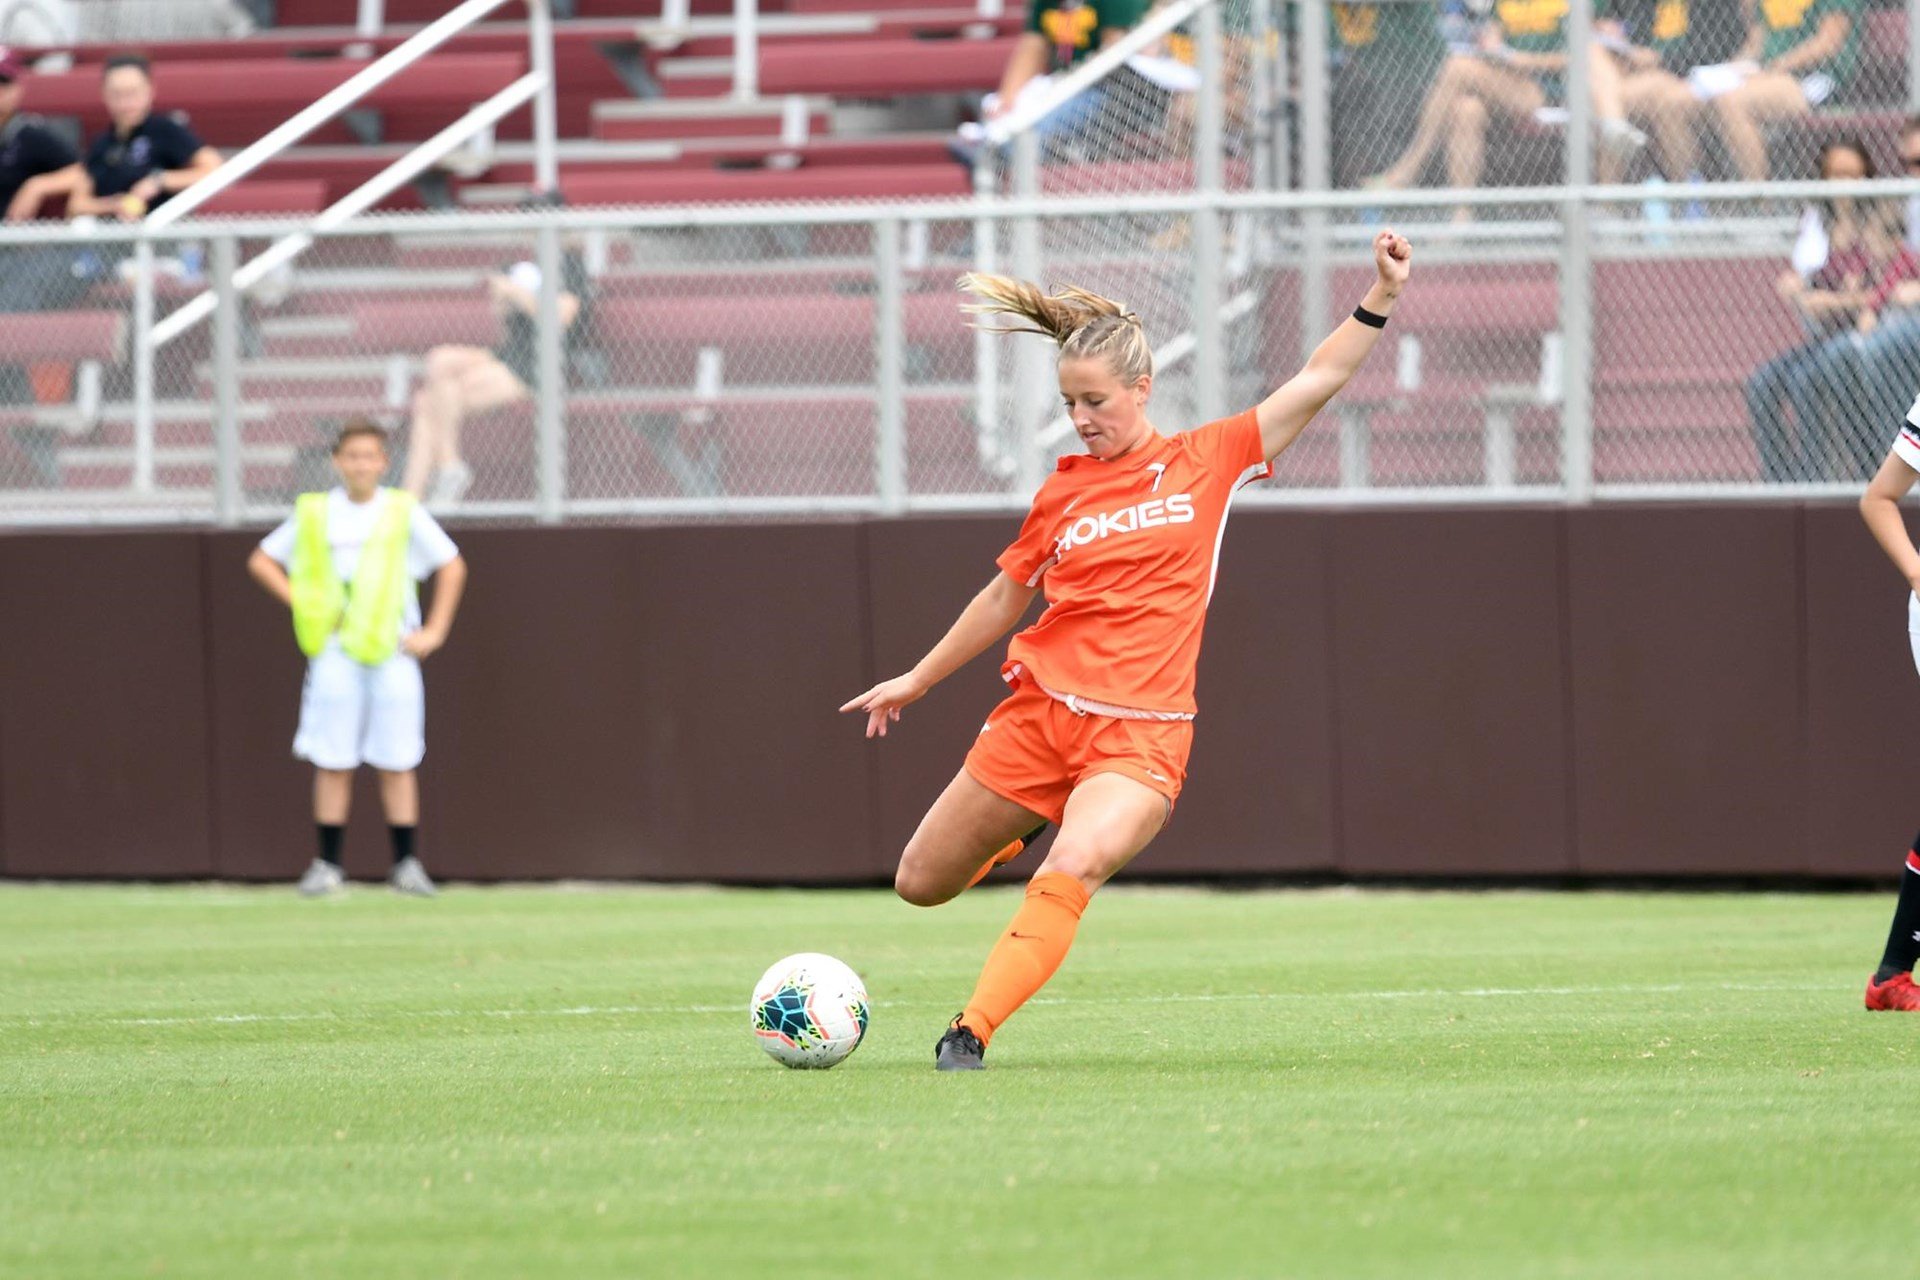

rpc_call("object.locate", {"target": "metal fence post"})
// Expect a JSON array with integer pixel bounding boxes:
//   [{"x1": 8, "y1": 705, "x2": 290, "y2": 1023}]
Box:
[
  {"x1": 733, "y1": 0, "x2": 759, "y2": 100},
  {"x1": 875, "y1": 218, "x2": 907, "y2": 514},
  {"x1": 972, "y1": 155, "x2": 1001, "y2": 472},
  {"x1": 527, "y1": 0, "x2": 560, "y2": 194},
  {"x1": 212, "y1": 234, "x2": 243, "y2": 526},
  {"x1": 1560, "y1": 0, "x2": 1595, "y2": 500},
  {"x1": 1012, "y1": 130, "x2": 1048, "y2": 493},
  {"x1": 535, "y1": 220, "x2": 566, "y2": 523},
  {"x1": 1297, "y1": 0, "x2": 1335, "y2": 475},
  {"x1": 131, "y1": 236, "x2": 157, "y2": 494},
  {"x1": 1191, "y1": 0, "x2": 1226, "y2": 425},
  {"x1": 1909, "y1": 0, "x2": 1920, "y2": 114}
]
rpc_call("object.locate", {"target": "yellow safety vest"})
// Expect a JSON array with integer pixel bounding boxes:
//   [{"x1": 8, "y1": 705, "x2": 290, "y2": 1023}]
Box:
[{"x1": 289, "y1": 488, "x2": 417, "y2": 665}]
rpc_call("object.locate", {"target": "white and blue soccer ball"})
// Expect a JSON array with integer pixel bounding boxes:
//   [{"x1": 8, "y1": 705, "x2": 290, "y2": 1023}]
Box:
[{"x1": 750, "y1": 952, "x2": 869, "y2": 1069}]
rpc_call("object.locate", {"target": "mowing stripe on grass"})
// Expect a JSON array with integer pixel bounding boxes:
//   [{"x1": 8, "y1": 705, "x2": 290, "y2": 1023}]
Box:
[{"x1": 4, "y1": 978, "x2": 1847, "y2": 1029}]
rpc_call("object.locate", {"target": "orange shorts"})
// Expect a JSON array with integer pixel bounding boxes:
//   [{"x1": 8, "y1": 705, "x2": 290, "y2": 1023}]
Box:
[{"x1": 962, "y1": 678, "x2": 1195, "y2": 824}]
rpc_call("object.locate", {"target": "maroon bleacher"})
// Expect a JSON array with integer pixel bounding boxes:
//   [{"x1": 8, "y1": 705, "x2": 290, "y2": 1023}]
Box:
[
  {"x1": 733, "y1": 36, "x2": 1012, "y2": 96},
  {"x1": 21, "y1": 52, "x2": 527, "y2": 149},
  {"x1": 561, "y1": 161, "x2": 967, "y2": 205},
  {"x1": 0, "y1": 310, "x2": 126, "y2": 364},
  {"x1": 194, "y1": 179, "x2": 330, "y2": 216},
  {"x1": 1591, "y1": 258, "x2": 1802, "y2": 484}
]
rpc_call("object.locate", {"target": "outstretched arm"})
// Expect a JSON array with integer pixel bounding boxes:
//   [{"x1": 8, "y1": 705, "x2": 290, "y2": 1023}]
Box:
[
  {"x1": 1861, "y1": 449, "x2": 1920, "y2": 590},
  {"x1": 1255, "y1": 229, "x2": 1412, "y2": 461},
  {"x1": 840, "y1": 571, "x2": 1041, "y2": 737}
]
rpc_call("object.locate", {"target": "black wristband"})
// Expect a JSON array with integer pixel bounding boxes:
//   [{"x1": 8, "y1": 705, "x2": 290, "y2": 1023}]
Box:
[{"x1": 1352, "y1": 304, "x2": 1388, "y2": 329}]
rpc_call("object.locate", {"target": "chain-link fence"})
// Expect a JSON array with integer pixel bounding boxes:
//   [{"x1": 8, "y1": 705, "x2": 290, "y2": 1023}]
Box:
[
  {"x1": 0, "y1": 0, "x2": 1916, "y2": 524},
  {"x1": 7, "y1": 179, "x2": 1920, "y2": 526}
]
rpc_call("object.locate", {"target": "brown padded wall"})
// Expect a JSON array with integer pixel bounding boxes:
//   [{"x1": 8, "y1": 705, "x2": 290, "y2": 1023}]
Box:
[
  {"x1": 9, "y1": 504, "x2": 1920, "y2": 883},
  {"x1": 861, "y1": 518, "x2": 1030, "y2": 869},
  {"x1": 0, "y1": 532, "x2": 215, "y2": 876},
  {"x1": 1565, "y1": 506, "x2": 1806, "y2": 875},
  {"x1": 1152, "y1": 511, "x2": 1338, "y2": 876},
  {"x1": 1802, "y1": 506, "x2": 1920, "y2": 877},
  {"x1": 1328, "y1": 509, "x2": 1574, "y2": 876}
]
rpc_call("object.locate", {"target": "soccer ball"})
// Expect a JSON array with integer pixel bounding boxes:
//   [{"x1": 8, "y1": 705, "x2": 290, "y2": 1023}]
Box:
[{"x1": 750, "y1": 952, "x2": 869, "y2": 1069}]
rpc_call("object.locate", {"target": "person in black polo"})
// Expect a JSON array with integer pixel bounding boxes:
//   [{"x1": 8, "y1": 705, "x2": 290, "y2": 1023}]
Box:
[
  {"x1": 0, "y1": 47, "x2": 81, "y2": 224},
  {"x1": 67, "y1": 53, "x2": 220, "y2": 222},
  {"x1": 0, "y1": 44, "x2": 89, "y2": 481}
]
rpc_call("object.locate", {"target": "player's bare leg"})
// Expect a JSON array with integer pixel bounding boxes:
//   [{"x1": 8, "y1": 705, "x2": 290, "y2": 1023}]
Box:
[
  {"x1": 1440, "y1": 66, "x2": 1544, "y2": 221},
  {"x1": 1622, "y1": 71, "x2": 1699, "y2": 182},
  {"x1": 300, "y1": 768, "x2": 353, "y2": 896},
  {"x1": 404, "y1": 345, "x2": 490, "y2": 497},
  {"x1": 378, "y1": 768, "x2": 436, "y2": 897},
  {"x1": 378, "y1": 768, "x2": 417, "y2": 824},
  {"x1": 938, "y1": 773, "x2": 1168, "y2": 1070},
  {"x1": 1034, "y1": 771, "x2": 1170, "y2": 893},
  {"x1": 894, "y1": 768, "x2": 1046, "y2": 908},
  {"x1": 1711, "y1": 72, "x2": 1806, "y2": 182}
]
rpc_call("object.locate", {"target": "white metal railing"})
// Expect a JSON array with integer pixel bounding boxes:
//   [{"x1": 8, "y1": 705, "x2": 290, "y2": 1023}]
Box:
[
  {"x1": 126, "y1": 0, "x2": 558, "y2": 492},
  {"x1": 3, "y1": 178, "x2": 1917, "y2": 529},
  {"x1": 981, "y1": 0, "x2": 1209, "y2": 147}
]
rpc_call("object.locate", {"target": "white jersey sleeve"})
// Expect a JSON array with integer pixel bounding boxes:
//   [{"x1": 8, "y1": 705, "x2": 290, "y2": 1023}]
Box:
[
  {"x1": 258, "y1": 516, "x2": 297, "y2": 567},
  {"x1": 407, "y1": 505, "x2": 460, "y2": 580},
  {"x1": 1897, "y1": 395, "x2": 1920, "y2": 472}
]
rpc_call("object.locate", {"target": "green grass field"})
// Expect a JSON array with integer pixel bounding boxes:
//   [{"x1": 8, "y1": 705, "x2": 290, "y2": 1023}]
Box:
[{"x1": 2, "y1": 882, "x2": 1914, "y2": 1279}]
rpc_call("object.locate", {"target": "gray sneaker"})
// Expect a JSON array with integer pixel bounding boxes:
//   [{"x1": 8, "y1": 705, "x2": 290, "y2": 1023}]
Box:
[
  {"x1": 389, "y1": 855, "x2": 438, "y2": 897},
  {"x1": 427, "y1": 459, "x2": 472, "y2": 507},
  {"x1": 298, "y1": 858, "x2": 345, "y2": 897}
]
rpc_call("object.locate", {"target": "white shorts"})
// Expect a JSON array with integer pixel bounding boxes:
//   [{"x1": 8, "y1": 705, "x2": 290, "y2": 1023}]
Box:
[
  {"x1": 294, "y1": 643, "x2": 426, "y2": 772},
  {"x1": 1909, "y1": 594, "x2": 1920, "y2": 678}
]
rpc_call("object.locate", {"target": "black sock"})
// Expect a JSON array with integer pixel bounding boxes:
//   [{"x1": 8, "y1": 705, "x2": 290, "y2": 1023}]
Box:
[
  {"x1": 389, "y1": 824, "x2": 417, "y2": 868},
  {"x1": 316, "y1": 823, "x2": 344, "y2": 868},
  {"x1": 1875, "y1": 834, "x2": 1920, "y2": 981},
  {"x1": 1019, "y1": 822, "x2": 1049, "y2": 849}
]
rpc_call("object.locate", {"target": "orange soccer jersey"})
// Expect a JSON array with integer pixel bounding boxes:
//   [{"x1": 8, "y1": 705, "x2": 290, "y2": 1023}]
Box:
[{"x1": 994, "y1": 407, "x2": 1271, "y2": 717}]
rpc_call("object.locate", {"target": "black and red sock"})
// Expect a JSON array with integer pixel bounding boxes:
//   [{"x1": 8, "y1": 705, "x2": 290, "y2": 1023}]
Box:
[{"x1": 1874, "y1": 836, "x2": 1920, "y2": 982}]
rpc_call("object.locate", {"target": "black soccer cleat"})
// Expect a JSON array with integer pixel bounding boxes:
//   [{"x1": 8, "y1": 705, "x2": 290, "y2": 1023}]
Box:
[{"x1": 934, "y1": 1015, "x2": 986, "y2": 1071}]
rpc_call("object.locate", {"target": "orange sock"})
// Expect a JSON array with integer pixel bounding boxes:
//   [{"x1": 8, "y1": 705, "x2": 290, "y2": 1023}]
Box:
[
  {"x1": 962, "y1": 834, "x2": 1022, "y2": 891},
  {"x1": 959, "y1": 871, "x2": 1091, "y2": 1043}
]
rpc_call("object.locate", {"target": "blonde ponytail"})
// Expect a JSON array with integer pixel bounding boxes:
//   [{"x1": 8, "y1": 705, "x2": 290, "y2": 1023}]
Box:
[{"x1": 956, "y1": 272, "x2": 1153, "y2": 384}]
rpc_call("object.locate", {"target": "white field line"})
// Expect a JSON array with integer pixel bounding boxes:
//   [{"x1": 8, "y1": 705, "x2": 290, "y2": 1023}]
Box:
[{"x1": 3, "y1": 980, "x2": 1847, "y2": 1030}]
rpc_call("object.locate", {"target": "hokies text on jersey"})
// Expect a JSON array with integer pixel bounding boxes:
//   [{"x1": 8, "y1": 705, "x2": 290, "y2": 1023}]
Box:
[{"x1": 1052, "y1": 493, "x2": 1196, "y2": 560}]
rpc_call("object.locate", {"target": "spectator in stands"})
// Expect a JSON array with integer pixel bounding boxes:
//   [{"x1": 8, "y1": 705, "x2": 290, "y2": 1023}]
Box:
[
  {"x1": 1594, "y1": 0, "x2": 1745, "y2": 186},
  {"x1": 1364, "y1": 0, "x2": 1647, "y2": 220},
  {"x1": 65, "y1": 54, "x2": 220, "y2": 223},
  {"x1": 1153, "y1": 5, "x2": 1258, "y2": 161},
  {"x1": 0, "y1": 48, "x2": 82, "y2": 225},
  {"x1": 402, "y1": 254, "x2": 586, "y2": 505},
  {"x1": 1745, "y1": 138, "x2": 1900, "y2": 480},
  {"x1": 1331, "y1": 1, "x2": 1445, "y2": 190},
  {"x1": 0, "y1": 47, "x2": 93, "y2": 484},
  {"x1": 1695, "y1": 0, "x2": 1860, "y2": 182},
  {"x1": 1809, "y1": 123, "x2": 1920, "y2": 474},
  {"x1": 952, "y1": 0, "x2": 1148, "y2": 164}
]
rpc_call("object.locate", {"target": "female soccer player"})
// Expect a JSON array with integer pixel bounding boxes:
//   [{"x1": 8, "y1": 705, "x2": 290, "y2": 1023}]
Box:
[
  {"x1": 840, "y1": 229, "x2": 1413, "y2": 1068},
  {"x1": 1858, "y1": 407, "x2": 1920, "y2": 1010}
]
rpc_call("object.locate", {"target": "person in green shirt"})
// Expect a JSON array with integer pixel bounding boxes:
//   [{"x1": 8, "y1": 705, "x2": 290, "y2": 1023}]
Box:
[
  {"x1": 1331, "y1": 0, "x2": 1446, "y2": 189},
  {"x1": 1366, "y1": 0, "x2": 1645, "y2": 217},
  {"x1": 962, "y1": 0, "x2": 1148, "y2": 159},
  {"x1": 1594, "y1": 0, "x2": 1725, "y2": 184},
  {"x1": 1702, "y1": 0, "x2": 1862, "y2": 181}
]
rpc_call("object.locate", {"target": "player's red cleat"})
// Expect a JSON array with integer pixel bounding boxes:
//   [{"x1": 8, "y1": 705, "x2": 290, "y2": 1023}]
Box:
[{"x1": 1865, "y1": 971, "x2": 1920, "y2": 1010}]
